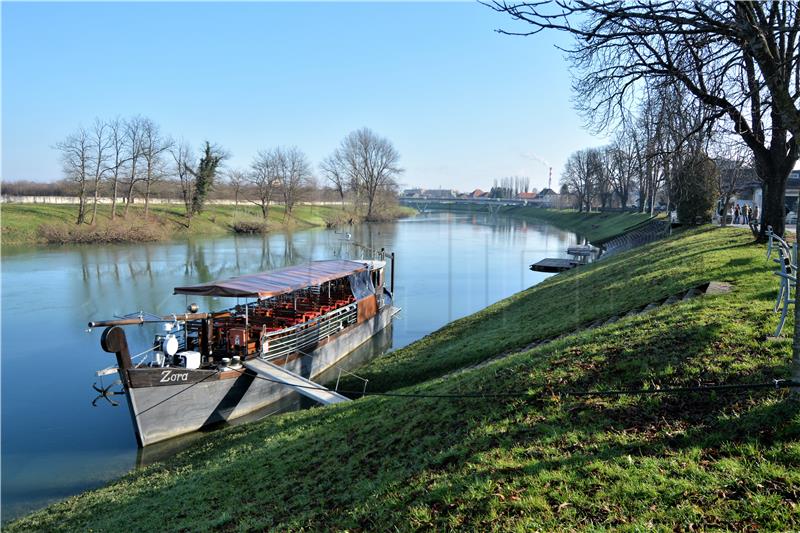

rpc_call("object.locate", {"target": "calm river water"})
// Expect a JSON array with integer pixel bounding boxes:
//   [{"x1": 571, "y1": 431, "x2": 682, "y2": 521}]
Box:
[{"x1": 1, "y1": 211, "x2": 578, "y2": 519}]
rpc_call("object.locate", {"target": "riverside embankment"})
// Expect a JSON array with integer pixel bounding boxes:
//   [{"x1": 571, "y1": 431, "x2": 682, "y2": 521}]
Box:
[
  {"x1": 0, "y1": 203, "x2": 415, "y2": 245},
  {"x1": 8, "y1": 221, "x2": 799, "y2": 531},
  {"x1": 417, "y1": 202, "x2": 653, "y2": 243}
]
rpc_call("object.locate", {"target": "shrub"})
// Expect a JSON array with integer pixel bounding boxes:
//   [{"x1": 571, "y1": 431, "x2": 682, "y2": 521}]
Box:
[
  {"x1": 232, "y1": 220, "x2": 269, "y2": 234},
  {"x1": 671, "y1": 152, "x2": 719, "y2": 225}
]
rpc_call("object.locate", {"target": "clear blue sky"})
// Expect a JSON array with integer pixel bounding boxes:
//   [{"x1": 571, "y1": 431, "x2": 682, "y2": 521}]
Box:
[{"x1": 2, "y1": 1, "x2": 604, "y2": 192}]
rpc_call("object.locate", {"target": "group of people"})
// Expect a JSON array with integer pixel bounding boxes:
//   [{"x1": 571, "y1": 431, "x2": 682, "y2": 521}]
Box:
[{"x1": 732, "y1": 203, "x2": 757, "y2": 225}]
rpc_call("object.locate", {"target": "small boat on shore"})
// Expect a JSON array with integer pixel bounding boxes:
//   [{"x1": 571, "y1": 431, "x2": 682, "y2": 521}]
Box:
[{"x1": 89, "y1": 258, "x2": 398, "y2": 447}]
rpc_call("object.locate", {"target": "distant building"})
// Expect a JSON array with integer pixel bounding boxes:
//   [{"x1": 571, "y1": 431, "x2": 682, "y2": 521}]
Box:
[
  {"x1": 516, "y1": 192, "x2": 537, "y2": 201},
  {"x1": 470, "y1": 189, "x2": 489, "y2": 198},
  {"x1": 530, "y1": 188, "x2": 560, "y2": 208},
  {"x1": 423, "y1": 189, "x2": 458, "y2": 199},
  {"x1": 402, "y1": 188, "x2": 424, "y2": 198}
]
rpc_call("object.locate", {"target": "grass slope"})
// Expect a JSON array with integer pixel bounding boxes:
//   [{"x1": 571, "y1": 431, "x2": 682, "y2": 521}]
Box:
[
  {"x1": 501, "y1": 207, "x2": 653, "y2": 243},
  {"x1": 0, "y1": 203, "x2": 416, "y2": 245},
  {"x1": 9, "y1": 227, "x2": 800, "y2": 531}
]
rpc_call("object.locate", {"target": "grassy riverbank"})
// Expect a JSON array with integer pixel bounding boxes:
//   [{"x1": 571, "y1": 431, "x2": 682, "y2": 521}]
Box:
[
  {"x1": 0, "y1": 203, "x2": 416, "y2": 245},
  {"x1": 500, "y1": 207, "x2": 653, "y2": 243},
  {"x1": 9, "y1": 226, "x2": 799, "y2": 531},
  {"x1": 423, "y1": 203, "x2": 652, "y2": 243}
]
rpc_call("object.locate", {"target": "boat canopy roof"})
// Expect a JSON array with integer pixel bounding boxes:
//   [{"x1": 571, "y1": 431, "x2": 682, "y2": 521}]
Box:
[{"x1": 173, "y1": 260, "x2": 370, "y2": 298}]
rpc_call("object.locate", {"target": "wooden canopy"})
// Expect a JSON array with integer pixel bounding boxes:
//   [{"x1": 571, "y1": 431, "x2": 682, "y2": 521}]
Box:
[{"x1": 173, "y1": 260, "x2": 368, "y2": 298}]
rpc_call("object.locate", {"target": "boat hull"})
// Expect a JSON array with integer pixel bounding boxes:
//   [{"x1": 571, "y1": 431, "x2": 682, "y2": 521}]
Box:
[{"x1": 124, "y1": 305, "x2": 395, "y2": 446}]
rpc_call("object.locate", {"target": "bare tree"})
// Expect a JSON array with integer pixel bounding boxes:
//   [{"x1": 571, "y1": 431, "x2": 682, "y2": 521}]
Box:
[
  {"x1": 320, "y1": 152, "x2": 349, "y2": 208},
  {"x1": 562, "y1": 148, "x2": 600, "y2": 212},
  {"x1": 605, "y1": 133, "x2": 638, "y2": 209},
  {"x1": 139, "y1": 118, "x2": 173, "y2": 218},
  {"x1": 227, "y1": 168, "x2": 246, "y2": 214},
  {"x1": 122, "y1": 116, "x2": 145, "y2": 217},
  {"x1": 171, "y1": 141, "x2": 194, "y2": 224},
  {"x1": 105, "y1": 117, "x2": 129, "y2": 220},
  {"x1": 325, "y1": 128, "x2": 403, "y2": 219},
  {"x1": 88, "y1": 118, "x2": 111, "y2": 224},
  {"x1": 486, "y1": 1, "x2": 800, "y2": 239},
  {"x1": 249, "y1": 149, "x2": 281, "y2": 219},
  {"x1": 275, "y1": 146, "x2": 312, "y2": 217},
  {"x1": 55, "y1": 127, "x2": 91, "y2": 224}
]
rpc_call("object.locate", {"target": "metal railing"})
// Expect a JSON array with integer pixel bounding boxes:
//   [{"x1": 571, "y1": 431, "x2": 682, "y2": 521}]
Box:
[
  {"x1": 262, "y1": 303, "x2": 358, "y2": 361},
  {"x1": 335, "y1": 367, "x2": 369, "y2": 396}
]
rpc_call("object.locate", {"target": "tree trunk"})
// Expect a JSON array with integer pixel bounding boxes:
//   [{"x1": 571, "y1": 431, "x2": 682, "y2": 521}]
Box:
[
  {"x1": 91, "y1": 181, "x2": 100, "y2": 225},
  {"x1": 144, "y1": 180, "x2": 151, "y2": 219},
  {"x1": 76, "y1": 181, "x2": 87, "y2": 225},
  {"x1": 756, "y1": 155, "x2": 793, "y2": 240},
  {"x1": 111, "y1": 177, "x2": 119, "y2": 220},
  {"x1": 124, "y1": 182, "x2": 135, "y2": 217}
]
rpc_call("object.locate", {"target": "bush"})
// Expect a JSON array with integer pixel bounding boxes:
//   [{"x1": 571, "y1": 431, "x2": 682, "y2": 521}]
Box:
[
  {"x1": 232, "y1": 220, "x2": 269, "y2": 234},
  {"x1": 671, "y1": 152, "x2": 719, "y2": 225}
]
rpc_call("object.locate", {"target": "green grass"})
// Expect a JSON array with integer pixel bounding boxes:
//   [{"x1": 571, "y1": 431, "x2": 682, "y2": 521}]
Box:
[
  {"x1": 0, "y1": 203, "x2": 417, "y2": 245},
  {"x1": 500, "y1": 207, "x2": 653, "y2": 243},
  {"x1": 420, "y1": 204, "x2": 651, "y2": 243},
  {"x1": 8, "y1": 226, "x2": 800, "y2": 531}
]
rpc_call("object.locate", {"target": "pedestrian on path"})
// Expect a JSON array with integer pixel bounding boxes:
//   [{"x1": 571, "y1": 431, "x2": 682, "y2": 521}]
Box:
[{"x1": 734, "y1": 204, "x2": 740, "y2": 224}]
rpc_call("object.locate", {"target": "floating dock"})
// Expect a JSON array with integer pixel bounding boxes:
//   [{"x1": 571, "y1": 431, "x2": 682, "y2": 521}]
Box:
[{"x1": 530, "y1": 258, "x2": 581, "y2": 273}]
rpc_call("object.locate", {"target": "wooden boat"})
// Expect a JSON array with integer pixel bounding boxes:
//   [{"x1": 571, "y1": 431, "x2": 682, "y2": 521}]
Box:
[{"x1": 89, "y1": 259, "x2": 398, "y2": 447}]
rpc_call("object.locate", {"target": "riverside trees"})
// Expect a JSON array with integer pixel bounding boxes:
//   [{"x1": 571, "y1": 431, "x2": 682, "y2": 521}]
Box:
[
  {"x1": 487, "y1": 0, "x2": 800, "y2": 239},
  {"x1": 53, "y1": 120, "x2": 402, "y2": 224},
  {"x1": 321, "y1": 128, "x2": 403, "y2": 220}
]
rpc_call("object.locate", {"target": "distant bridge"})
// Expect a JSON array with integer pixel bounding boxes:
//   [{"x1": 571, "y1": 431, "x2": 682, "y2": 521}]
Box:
[{"x1": 399, "y1": 196, "x2": 538, "y2": 213}]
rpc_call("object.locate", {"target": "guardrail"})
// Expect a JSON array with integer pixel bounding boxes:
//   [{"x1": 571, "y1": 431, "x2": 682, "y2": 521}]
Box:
[{"x1": 263, "y1": 303, "x2": 358, "y2": 362}]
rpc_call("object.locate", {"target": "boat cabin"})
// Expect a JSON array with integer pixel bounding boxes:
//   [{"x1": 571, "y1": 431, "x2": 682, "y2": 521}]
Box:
[{"x1": 162, "y1": 259, "x2": 388, "y2": 369}]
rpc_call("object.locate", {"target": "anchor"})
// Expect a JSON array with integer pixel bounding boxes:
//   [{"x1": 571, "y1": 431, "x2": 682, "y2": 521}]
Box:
[{"x1": 91, "y1": 380, "x2": 125, "y2": 407}]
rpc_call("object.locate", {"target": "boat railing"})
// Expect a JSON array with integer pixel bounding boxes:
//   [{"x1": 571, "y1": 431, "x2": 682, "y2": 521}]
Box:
[{"x1": 262, "y1": 303, "x2": 358, "y2": 361}]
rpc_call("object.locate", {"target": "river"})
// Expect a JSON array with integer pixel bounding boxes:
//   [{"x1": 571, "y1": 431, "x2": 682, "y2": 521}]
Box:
[{"x1": 0, "y1": 211, "x2": 579, "y2": 520}]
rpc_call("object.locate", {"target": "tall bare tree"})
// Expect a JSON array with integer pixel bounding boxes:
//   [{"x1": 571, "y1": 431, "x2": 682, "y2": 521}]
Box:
[
  {"x1": 275, "y1": 146, "x2": 312, "y2": 217},
  {"x1": 562, "y1": 148, "x2": 600, "y2": 212},
  {"x1": 227, "y1": 168, "x2": 246, "y2": 214},
  {"x1": 325, "y1": 128, "x2": 403, "y2": 219},
  {"x1": 139, "y1": 118, "x2": 173, "y2": 218},
  {"x1": 55, "y1": 127, "x2": 91, "y2": 224},
  {"x1": 320, "y1": 152, "x2": 349, "y2": 208},
  {"x1": 88, "y1": 118, "x2": 111, "y2": 224},
  {"x1": 171, "y1": 141, "x2": 195, "y2": 224},
  {"x1": 249, "y1": 149, "x2": 281, "y2": 219},
  {"x1": 605, "y1": 133, "x2": 638, "y2": 209},
  {"x1": 122, "y1": 116, "x2": 145, "y2": 217},
  {"x1": 105, "y1": 117, "x2": 129, "y2": 220},
  {"x1": 486, "y1": 0, "x2": 800, "y2": 239}
]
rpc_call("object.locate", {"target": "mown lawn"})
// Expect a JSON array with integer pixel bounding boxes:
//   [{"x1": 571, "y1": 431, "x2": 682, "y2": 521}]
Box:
[
  {"x1": 8, "y1": 226, "x2": 800, "y2": 531},
  {"x1": 501, "y1": 207, "x2": 653, "y2": 243}
]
